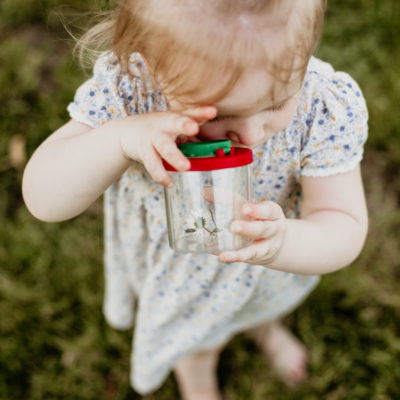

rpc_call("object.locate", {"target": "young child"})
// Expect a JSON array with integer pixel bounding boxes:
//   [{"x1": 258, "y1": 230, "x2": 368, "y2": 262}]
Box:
[{"x1": 22, "y1": 0, "x2": 369, "y2": 398}]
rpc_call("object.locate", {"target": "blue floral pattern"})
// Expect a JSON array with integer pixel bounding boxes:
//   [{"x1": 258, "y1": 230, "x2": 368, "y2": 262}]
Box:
[{"x1": 67, "y1": 53, "x2": 368, "y2": 394}]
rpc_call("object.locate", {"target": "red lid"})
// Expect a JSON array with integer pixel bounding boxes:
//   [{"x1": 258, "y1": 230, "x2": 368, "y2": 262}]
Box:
[{"x1": 163, "y1": 146, "x2": 253, "y2": 172}]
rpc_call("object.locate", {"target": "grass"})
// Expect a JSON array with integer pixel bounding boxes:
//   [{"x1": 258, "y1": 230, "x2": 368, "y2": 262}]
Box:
[{"x1": 0, "y1": 1, "x2": 399, "y2": 399}]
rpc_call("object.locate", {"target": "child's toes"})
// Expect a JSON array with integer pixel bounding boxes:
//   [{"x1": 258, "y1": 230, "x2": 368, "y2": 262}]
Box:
[
  {"x1": 246, "y1": 320, "x2": 310, "y2": 389},
  {"x1": 275, "y1": 342, "x2": 308, "y2": 388},
  {"x1": 286, "y1": 360, "x2": 308, "y2": 388}
]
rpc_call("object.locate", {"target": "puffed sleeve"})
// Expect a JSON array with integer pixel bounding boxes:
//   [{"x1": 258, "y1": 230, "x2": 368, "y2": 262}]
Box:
[
  {"x1": 300, "y1": 71, "x2": 368, "y2": 177},
  {"x1": 67, "y1": 52, "x2": 137, "y2": 128}
]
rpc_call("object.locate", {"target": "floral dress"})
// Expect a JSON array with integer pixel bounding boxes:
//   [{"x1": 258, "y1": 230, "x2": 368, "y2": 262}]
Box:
[{"x1": 67, "y1": 52, "x2": 368, "y2": 394}]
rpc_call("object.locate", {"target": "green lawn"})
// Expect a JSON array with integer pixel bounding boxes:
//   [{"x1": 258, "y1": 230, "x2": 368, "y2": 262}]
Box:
[{"x1": 1, "y1": 1, "x2": 399, "y2": 399}]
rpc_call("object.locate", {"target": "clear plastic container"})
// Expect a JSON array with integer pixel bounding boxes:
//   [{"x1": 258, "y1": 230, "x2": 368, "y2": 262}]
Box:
[{"x1": 163, "y1": 140, "x2": 253, "y2": 254}]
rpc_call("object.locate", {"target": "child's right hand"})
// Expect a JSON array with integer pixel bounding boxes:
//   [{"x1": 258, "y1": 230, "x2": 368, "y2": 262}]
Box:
[{"x1": 119, "y1": 106, "x2": 217, "y2": 187}]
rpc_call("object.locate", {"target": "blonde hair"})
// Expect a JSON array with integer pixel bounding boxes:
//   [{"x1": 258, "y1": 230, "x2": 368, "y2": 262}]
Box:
[{"x1": 75, "y1": 0, "x2": 327, "y2": 105}]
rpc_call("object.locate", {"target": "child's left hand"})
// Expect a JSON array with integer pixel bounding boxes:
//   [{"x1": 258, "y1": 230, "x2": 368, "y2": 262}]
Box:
[{"x1": 219, "y1": 201, "x2": 287, "y2": 265}]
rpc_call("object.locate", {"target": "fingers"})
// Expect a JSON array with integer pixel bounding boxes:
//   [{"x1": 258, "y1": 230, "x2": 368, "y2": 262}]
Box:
[
  {"x1": 241, "y1": 201, "x2": 284, "y2": 221},
  {"x1": 122, "y1": 107, "x2": 217, "y2": 186},
  {"x1": 162, "y1": 106, "x2": 216, "y2": 135},
  {"x1": 181, "y1": 106, "x2": 217, "y2": 125},
  {"x1": 148, "y1": 106, "x2": 217, "y2": 178},
  {"x1": 152, "y1": 134, "x2": 190, "y2": 171},
  {"x1": 230, "y1": 219, "x2": 281, "y2": 239},
  {"x1": 218, "y1": 201, "x2": 287, "y2": 264},
  {"x1": 227, "y1": 200, "x2": 285, "y2": 238},
  {"x1": 145, "y1": 113, "x2": 196, "y2": 178},
  {"x1": 142, "y1": 146, "x2": 173, "y2": 187},
  {"x1": 173, "y1": 115, "x2": 199, "y2": 136},
  {"x1": 219, "y1": 240, "x2": 280, "y2": 263}
]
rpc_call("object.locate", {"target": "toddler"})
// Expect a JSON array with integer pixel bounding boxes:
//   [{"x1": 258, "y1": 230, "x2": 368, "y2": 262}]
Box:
[{"x1": 22, "y1": 0, "x2": 369, "y2": 399}]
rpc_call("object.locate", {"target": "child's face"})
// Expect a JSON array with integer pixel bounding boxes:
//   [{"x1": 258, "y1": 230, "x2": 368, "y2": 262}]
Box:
[
  {"x1": 170, "y1": 65, "x2": 303, "y2": 148},
  {"x1": 200, "y1": 66, "x2": 302, "y2": 148},
  {"x1": 164, "y1": 0, "x2": 315, "y2": 147}
]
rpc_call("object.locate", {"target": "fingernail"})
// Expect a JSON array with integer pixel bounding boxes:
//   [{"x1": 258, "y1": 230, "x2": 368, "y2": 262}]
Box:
[
  {"x1": 184, "y1": 121, "x2": 198, "y2": 133},
  {"x1": 242, "y1": 205, "x2": 251, "y2": 215},
  {"x1": 178, "y1": 159, "x2": 189, "y2": 169},
  {"x1": 167, "y1": 181, "x2": 173, "y2": 188},
  {"x1": 208, "y1": 107, "x2": 218, "y2": 117}
]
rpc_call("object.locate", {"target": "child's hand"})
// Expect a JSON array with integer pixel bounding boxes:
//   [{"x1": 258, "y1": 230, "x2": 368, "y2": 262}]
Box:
[
  {"x1": 219, "y1": 201, "x2": 287, "y2": 265},
  {"x1": 119, "y1": 106, "x2": 217, "y2": 186}
]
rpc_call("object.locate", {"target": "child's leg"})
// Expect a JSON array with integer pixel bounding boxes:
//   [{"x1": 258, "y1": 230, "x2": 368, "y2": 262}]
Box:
[
  {"x1": 173, "y1": 344, "x2": 224, "y2": 400},
  {"x1": 245, "y1": 319, "x2": 308, "y2": 388}
]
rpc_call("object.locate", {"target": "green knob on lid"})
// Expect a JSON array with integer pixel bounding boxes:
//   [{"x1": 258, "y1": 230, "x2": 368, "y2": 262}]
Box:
[{"x1": 178, "y1": 139, "x2": 231, "y2": 157}]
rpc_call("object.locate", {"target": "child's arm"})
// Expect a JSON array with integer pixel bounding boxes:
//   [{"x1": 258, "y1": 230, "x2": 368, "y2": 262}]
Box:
[
  {"x1": 219, "y1": 166, "x2": 368, "y2": 275},
  {"x1": 22, "y1": 107, "x2": 216, "y2": 222}
]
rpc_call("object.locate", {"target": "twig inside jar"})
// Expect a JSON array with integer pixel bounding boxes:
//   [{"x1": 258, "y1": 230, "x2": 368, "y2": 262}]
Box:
[{"x1": 184, "y1": 209, "x2": 220, "y2": 236}]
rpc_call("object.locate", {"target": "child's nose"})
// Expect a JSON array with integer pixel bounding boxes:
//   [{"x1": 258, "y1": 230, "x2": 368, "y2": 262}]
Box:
[{"x1": 198, "y1": 119, "x2": 265, "y2": 145}]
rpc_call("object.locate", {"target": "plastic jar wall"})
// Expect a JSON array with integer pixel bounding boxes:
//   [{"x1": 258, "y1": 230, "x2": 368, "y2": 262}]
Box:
[{"x1": 163, "y1": 140, "x2": 253, "y2": 254}]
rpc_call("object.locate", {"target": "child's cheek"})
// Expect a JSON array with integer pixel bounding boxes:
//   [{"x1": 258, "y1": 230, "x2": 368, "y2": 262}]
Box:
[
  {"x1": 269, "y1": 102, "x2": 299, "y2": 133},
  {"x1": 267, "y1": 118, "x2": 290, "y2": 134}
]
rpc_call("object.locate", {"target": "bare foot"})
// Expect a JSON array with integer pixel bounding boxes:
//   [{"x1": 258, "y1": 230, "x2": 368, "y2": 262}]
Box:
[
  {"x1": 246, "y1": 320, "x2": 308, "y2": 388},
  {"x1": 173, "y1": 346, "x2": 223, "y2": 400}
]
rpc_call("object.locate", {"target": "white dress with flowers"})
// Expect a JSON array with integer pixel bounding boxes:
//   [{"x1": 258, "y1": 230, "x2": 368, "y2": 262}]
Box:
[{"x1": 67, "y1": 52, "x2": 368, "y2": 394}]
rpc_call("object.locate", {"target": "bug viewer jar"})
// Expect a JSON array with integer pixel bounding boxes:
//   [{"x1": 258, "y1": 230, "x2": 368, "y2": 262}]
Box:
[{"x1": 163, "y1": 140, "x2": 254, "y2": 254}]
